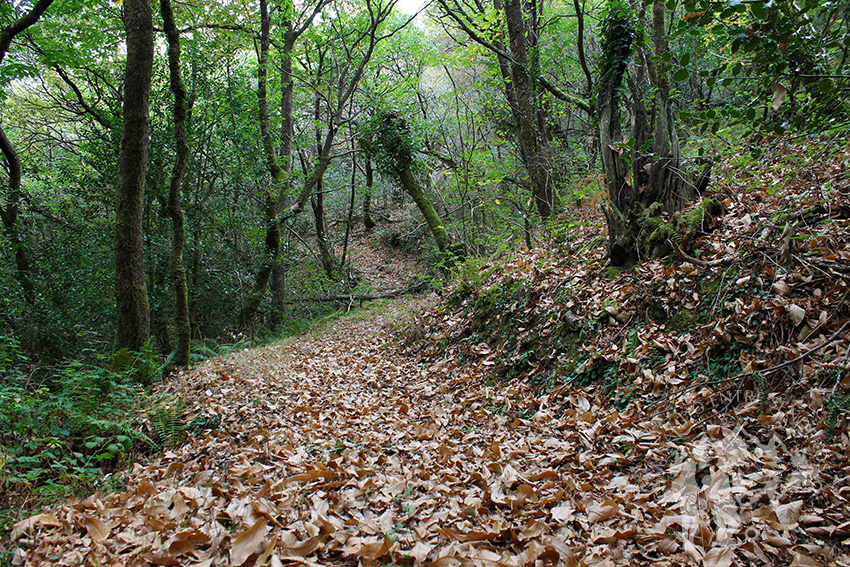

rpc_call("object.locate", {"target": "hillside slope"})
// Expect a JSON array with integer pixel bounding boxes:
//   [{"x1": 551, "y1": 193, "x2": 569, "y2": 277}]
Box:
[{"x1": 7, "y1": 138, "x2": 850, "y2": 566}]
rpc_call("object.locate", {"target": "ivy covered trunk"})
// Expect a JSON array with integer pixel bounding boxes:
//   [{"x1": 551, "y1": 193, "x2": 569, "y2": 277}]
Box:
[
  {"x1": 599, "y1": 0, "x2": 710, "y2": 267},
  {"x1": 114, "y1": 0, "x2": 153, "y2": 353},
  {"x1": 360, "y1": 111, "x2": 456, "y2": 259}
]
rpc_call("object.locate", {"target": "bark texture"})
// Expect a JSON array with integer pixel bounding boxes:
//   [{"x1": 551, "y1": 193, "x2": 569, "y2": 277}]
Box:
[
  {"x1": 0, "y1": 127, "x2": 36, "y2": 306},
  {"x1": 240, "y1": 0, "x2": 290, "y2": 328},
  {"x1": 438, "y1": 0, "x2": 561, "y2": 219},
  {"x1": 598, "y1": 1, "x2": 709, "y2": 266},
  {"x1": 114, "y1": 0, "x2": 154, "y2": 352},
  {"x1": 0, "y1": 0, "x2": 55, "y2": 307},
  {"x1": 160, "y1": 0, "x2": 191, "y2": 367},
  {"x1": 399, "y1": 168, "x2": 452, "y2": 255}
]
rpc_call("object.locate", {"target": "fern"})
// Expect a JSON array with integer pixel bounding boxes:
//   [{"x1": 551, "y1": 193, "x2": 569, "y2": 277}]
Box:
[
  {"x1": 825, "y1": 391, "x2": 850, "y2": 444},
  {"x1": 146, "y1": 394, "x2": 187, "y2": 449}
]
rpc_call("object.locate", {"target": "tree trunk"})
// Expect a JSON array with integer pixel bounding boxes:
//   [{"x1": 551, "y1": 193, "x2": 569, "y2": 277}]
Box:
[
  {"x1": 240, "y1": 0, "x2": 291, "y2": 329},
  {"x1": 312, "y1": 189, "x2": 336, "y2": 279},
  {"x1": 0, "y1": 0, "x2": 55, "y2": 308},
  {"x1": 598, "y1": 1, "x2": 707, "y2": 267},
  {"x1": 0, "y1": 127, "x2": 36, "y2": 306},
  {"x1": 398, "y1": 168, "x2": 452, "y2": 254},
  {"x1": 339, "y1": 139, "x2": 357, "y2": 269},
  {"x1": 312, "y1": 88, "x2": 336, "y2": 279},
  {"x1": 363, "y1": 156, "x2": 375, "y2": 229},
  {"x1": 160, "y1": 0, "x2": 191, "y2": 368},
  {"x1": 114, "y1": 0, "x2": 153, "y2": 353},
  {"x1": 499, "y1": 0, "x2": 555, "y2": 218}
]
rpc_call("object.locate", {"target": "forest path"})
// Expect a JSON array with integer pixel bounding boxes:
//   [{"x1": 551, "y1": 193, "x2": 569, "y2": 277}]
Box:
[
  {"x1": 16, "y1": 296, "x2": 584, "y2": 566},
  {"x1": 13, "y1": 293, "x2": 835, "y2": 566}
]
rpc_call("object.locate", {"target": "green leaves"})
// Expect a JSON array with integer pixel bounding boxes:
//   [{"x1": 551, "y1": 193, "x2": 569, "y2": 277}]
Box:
[
  {"x1": 0, "y1": 358, "x2": 138, "y2": 495},
  {"x1": 678, "y1": 0, "x2": 850, "y2": 137},
  {"x1": 673, "y1": 68, "x2": 690, "y2": 82},
  {"x1": 357, "y1": 109, "x2": 419, "y2": 177}
]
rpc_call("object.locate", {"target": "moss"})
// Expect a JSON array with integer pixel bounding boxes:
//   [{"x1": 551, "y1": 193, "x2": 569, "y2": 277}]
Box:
[
  {"x1": 698, "y1": 277, "x2": 722, "y2": 301},
  {"x1": 470, "y1": 279, "x2": 526, "y2": 334},
  {"x1": 603, "y1": 265, "x2": 629, "y2": 279},
  {"x1": 667, "y1": 308, "x2": 711, "y2": 333},
  {"x1": 647, "y1": 301, "x2": 667, "y2": 324},
  {"x1": 637, "y1": 197, "x2": 724, "y2": 259}
]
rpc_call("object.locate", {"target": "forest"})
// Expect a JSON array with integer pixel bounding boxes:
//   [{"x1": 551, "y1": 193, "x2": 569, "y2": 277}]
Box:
[{"x1": 2, "y1": 0, "x2": 850, "y2": 565}]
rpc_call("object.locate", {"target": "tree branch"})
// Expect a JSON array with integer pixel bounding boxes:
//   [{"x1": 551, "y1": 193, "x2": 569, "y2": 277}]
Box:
[
  {"x1": 0, "y1": 0, "x2": 54, "y2": 64},
  {"x1": 436, "y1": 0, "x2": 589, "y2": 112}
]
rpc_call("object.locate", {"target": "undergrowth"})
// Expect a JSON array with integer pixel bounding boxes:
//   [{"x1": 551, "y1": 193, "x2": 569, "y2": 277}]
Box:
[{"x1": 0, "y1": 340, "x2": 146, "y2": 544}]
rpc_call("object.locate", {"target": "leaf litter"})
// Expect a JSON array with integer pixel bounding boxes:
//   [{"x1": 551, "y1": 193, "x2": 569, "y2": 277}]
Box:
[{"x1": 9, "y1": 139, "x2": 850, "y2": 566}]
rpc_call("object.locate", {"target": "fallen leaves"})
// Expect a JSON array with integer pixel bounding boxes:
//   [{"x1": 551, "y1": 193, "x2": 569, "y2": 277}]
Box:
[{"x1": 8, "y1": 140, "x2": 850, "y2": 566}]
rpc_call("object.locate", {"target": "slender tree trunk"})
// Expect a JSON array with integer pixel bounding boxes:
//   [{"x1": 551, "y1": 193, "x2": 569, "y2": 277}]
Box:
[
  {"x1": 312, "y1": 88, "x2": 336, "y2": 279},
  {"x1": 0, "y1": 127, "x2": 36, "y2": 306},
  {"x1": 340, "y1": 141, "x2": 357, "y2": 269},
  {"x1": 500, "y1": 0, "x2": 555, "y2": 218},
  {"x1": 114, "y1": 0, "x2": 153, "y2": 353},
  {"x1": 398, "y1": 168, "x2": 452, "y2": 254},
  {"x1": 363, "y1": 156, "x2": 375, "y2": 230},
  {"x1": 240, "y1": 0, "x2": 288, "y2": 328},
  {"x1": 0, "y1": 0, "x2": 55, "y2": 308},
  {"x1": 160, "y1": 0, "x2": 191, "y2": 367},
  {"x1": 271, "y1": 15, "x2": 297, "y2": 328}
]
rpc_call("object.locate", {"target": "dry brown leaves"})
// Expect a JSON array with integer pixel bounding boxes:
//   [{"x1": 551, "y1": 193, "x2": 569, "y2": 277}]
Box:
[
  {"x1": 10, "y1": 140, "x2": 850, "y2": 566},
  {"x1": 11, "y1": 299, "x2": 850, "y2": 566}
]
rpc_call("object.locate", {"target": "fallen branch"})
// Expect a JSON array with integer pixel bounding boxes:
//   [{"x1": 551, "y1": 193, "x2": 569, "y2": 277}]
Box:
[
  {"x1": 669, "y1": 239, "x2": 737, "y2": 268},
  {"x1": 283, "y1": 280, "x2": 430, "y2": 305},
  {"x1": 646, "y1": 318, "x2": 850, "y2": 413}
]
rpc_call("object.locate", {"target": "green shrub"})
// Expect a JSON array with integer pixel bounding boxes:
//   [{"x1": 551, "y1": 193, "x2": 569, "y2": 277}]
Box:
[{"x1": 0, "y1": 347, "x2": 142, "y2": 501}]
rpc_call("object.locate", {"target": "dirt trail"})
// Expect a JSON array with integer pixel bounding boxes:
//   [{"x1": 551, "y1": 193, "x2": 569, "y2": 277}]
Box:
[
  {"x1": 12, "y1": 298, "x2": 533, "y2": 566},
  {"x1": 11, "y1": 295, "x2": 848, "y2": 566}
]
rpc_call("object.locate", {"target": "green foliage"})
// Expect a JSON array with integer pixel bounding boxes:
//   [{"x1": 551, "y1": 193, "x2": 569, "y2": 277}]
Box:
[
  {"x1": 825, "y1": 391, "x2": 850, "y2": 444},
  {"x1": 0, "y1": 349, "x2": 139, "y2": 499},
  {"x1": 112, "y1": 344, "x2": 161, "y2": 387},
  {"x1": 677, "y1": 0, "x2": 850, "y2": 138},
  {"x1": 448, "y1": 258, "x2": 498, "y2": 305},
  {"x1": 357, "y1": 110, "x2": 420, "y2": 176},
  {"x1": 146, "y1": 394, "x2": 186, "y2": 449}
]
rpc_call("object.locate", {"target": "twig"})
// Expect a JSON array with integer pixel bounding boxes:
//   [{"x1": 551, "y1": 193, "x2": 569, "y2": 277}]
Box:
[
  {"x1": 647, "y1": 319, "x2": 850, "y2": 412},
  {"x1": 668, "y1": 239, "x2": 737, "y2": 268}
]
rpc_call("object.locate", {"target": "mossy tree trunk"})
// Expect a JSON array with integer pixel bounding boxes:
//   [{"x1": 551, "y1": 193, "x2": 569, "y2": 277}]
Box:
[
  {"x1": 160, "y1": 0, "x2": 191, "y2": 368},
  {"x1": 241, "y1": 0, "x2": 315, "y2": 328},
  {"x1": 360, "y1": 111, "x2": 459, "y2": 259},
  {"x1": 439, "y1": 0, "x2": 572, "y2": 220},
  {"x1": 599, "y1": 0, "x2": 710, "y2": 267},
  {"x1": 114, "y1": 0, "x2": 153, "y2": 353},
  {"x1": 398, "y1": 168, "x2": 452, "y2": 255},
  {"x1": 500, "y1": 0, "x2": 555, "y2": 219}
]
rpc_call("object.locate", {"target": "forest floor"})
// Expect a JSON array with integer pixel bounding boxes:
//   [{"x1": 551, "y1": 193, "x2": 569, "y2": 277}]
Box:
[{"x1": 8, "y1": 138, "x2": 850, "y2": 567}]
